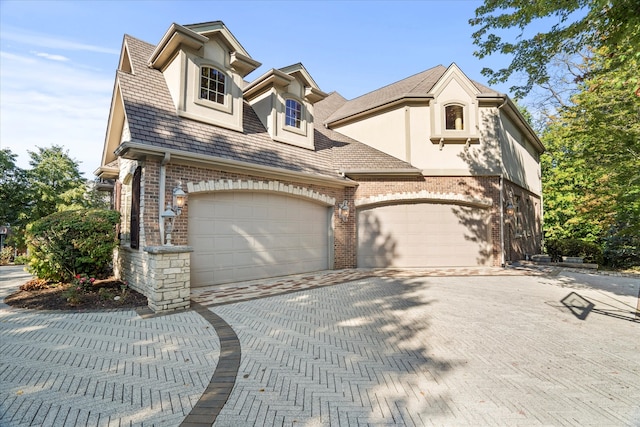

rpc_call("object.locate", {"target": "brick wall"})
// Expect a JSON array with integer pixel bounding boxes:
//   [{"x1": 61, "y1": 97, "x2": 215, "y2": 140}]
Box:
[
  {"x1": 117, "y1": 156, "x2": 540, "y2": 280},
  {"x1": 157, "y1": 160, "x2": 353, "y2": 267},
  {"x1": 504, "y1": 181, "x2": 542, "y2": 262}
]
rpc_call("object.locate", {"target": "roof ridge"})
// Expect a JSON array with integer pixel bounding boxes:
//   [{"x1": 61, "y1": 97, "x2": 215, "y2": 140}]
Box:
[{"x1": 347, "y1": 64, "x2": 446, "y2": 103}]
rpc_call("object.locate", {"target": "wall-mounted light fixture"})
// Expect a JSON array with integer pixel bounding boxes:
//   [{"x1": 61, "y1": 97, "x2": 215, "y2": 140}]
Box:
[
  {"x1": 172, "y1": 184, "x2": 187, "y2": 215},
  {"x1": 505, "y1": 200, "x2": 515, "y2": 218},
  {"x1": 161, "y1": 183, "x2": 187, "y2": 245},
  {"x1": 338, "y1": 200, "x2": 350, "y2": 223}
]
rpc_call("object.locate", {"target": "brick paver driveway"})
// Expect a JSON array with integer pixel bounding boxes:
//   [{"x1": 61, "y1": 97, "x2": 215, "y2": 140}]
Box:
[{"x1": 208, "y1": 272, "x2": 639, "y2": 426}]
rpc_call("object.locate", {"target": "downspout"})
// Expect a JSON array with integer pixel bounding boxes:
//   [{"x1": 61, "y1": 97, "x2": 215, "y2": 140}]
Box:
[
  {"x1": 159, "y1": 152, "x2": 171, "y2": 245},
  {"x1": 500, "y1": 174, "x2": 505, "y2": 267}
]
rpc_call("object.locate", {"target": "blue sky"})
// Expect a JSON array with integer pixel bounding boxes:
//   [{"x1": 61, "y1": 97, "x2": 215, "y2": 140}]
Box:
[{"x1": 1, "y1": 0, "x2": 529, "y2": 178}]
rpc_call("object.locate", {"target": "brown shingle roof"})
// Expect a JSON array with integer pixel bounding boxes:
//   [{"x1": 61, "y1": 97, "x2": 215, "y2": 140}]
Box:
[
  {"x1": 117, "y1": 35, "x2": 416, "y2": 180},
  {"x1": 324, "y1": 65, "x2": 502, "y2": 124}
]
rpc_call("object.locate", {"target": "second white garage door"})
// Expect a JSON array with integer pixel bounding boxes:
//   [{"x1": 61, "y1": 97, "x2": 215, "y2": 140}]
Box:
[
  {"x1": 189, "y1": 192, "x2": 329, "y2": 287},
  {"x1": 357, "y1": 203, "x2": 492, "y2": 267}
]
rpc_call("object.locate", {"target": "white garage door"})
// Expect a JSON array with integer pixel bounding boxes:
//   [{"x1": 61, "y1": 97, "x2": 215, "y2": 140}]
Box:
[
  {"x1": 357, "y1": 203, "x2": 492, "y2": 267},
  {"x1": 189, "y1": 192, "x2": 329, "y2": 287}
]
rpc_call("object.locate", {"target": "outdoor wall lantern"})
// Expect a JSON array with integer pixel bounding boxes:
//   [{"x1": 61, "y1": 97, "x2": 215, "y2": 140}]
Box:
[
  {"x1": 338, "y1": 200, "x2": 350, "y2": 223},
  {"x1": 505, "y1": 200, "x2": 516, "y2": 217},
  {"x1": 161, "y1": 183, "x2": 187, "y2": 245},
  {"x1": 172, "y1": 184, "x2": 187, "y2": 215}
]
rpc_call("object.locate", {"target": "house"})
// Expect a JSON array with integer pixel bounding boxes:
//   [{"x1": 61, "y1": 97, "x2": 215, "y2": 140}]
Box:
[{"x1": 96, "y1": 21, "x2": 543, "y2": 312}]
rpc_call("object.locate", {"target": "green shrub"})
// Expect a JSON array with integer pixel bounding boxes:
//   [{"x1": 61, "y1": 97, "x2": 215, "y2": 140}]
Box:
[
  {"x1": 13, "y1": 254, "x2": 28, "y2": 265},
  {"x1": 545, "y1": 238, "x2": 603, "y2": 264},
  {"x1": 25, "y1": 209, "x2": 120, "y2": 282},
  {"x1": 603, "y1": 232, "x2": 640, "y2": 269},
  {"x1": 0, "y1": 246, "x2": 13, "y2": 265}
]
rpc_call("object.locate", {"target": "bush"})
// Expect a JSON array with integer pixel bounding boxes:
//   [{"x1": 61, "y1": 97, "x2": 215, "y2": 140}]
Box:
[
  {"x1": 25, "y1": 209, "x2": 120, "y2": 282},
  {"x1": 545, "y1": 238, "x2": 603, "y2": 265},
  {"x1": 13, "y1": 255, "x2": 28, "y2": 265},
  {"x1": 603, "y1": 232, "x2": 640, "y2": 269},
  {"x1": 0, "y1": 246, "x2": 13, "y2": 265}
]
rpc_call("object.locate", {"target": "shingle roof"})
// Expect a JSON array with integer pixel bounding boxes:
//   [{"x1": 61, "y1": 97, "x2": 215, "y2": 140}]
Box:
[
  {"x1": 117, "y1": 35, "x2": 416, "y2": 180},
  {"x1": 324, "y1": 65, "x2": 501, "y2": 124}
]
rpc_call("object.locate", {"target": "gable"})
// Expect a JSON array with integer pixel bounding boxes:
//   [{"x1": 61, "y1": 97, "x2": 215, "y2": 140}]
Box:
[
  {"x1": 429, "y1": 64, "x2": 482, "y2": 142},
  {"x1": 244, "y1": 63, "x2": 328, "y2": 150},
  {"x1": 149, "y1": 22, "x2": 261, "y2": 132}
]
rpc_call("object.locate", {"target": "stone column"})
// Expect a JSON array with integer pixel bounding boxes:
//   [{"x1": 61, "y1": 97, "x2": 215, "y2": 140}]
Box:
[{"x1": 143, "y1": 245, "x2": 193, "y2": 313}]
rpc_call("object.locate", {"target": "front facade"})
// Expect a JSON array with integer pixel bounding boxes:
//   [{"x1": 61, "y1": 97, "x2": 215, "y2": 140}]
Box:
[{"x1": 96, "y1": 21, "x2": 543, "y2": 311}]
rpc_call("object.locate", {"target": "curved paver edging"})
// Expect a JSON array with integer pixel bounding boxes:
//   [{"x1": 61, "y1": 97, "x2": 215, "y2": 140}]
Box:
[{"x1": 181, "y1": 301, "x2": 241, "y2": 427}]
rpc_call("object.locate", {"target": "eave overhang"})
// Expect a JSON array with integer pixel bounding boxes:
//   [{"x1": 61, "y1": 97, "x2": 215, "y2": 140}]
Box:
[
  {"x1": 243, "y1": 68, "x2": 294, "y2": 99},
  {"x1": 148, "y1": 23, "x2": 208, "y2": 70},
  {"x1": 115, "y1": 141, "x2": 358, "y2": 188},
  {"x1": 230, "y1": 51, "x2": 261, "y2": 78},
  {"x1": 326, "y1": 94, "x2": 434, "y2": 128},
  {"x1": 339, "y1": 168, "x2": 423, "y2": 179},
  {"x1": 93, "y1": 165, "x2": 119, "y2": 179},
  {"x1": 476, "y1": 94, "x2": 545, "y2": 154},
  {"x1": 305, "y1": 86, "x2": 328, "y2": 103}
]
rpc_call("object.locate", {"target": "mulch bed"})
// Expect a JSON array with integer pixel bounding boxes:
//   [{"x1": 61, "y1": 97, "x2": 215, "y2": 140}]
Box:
[{"x1": 5, "y1": 277, "x2": 147, "y2": 311}]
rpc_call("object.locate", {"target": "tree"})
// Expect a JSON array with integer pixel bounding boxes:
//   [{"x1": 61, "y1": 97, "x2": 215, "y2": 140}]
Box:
[
  {"x1": 25, "y1": 145, "x2": 87, "y2": 222},
  {"x1": 470, "y1": 0, "x2": 640, "y2": 99},
  {"x1": 541, "y1": 45, "x2": 639, "y2": 265},
  {"x1": 0, "y1": 149, "x2": 28, "y2": 227}
]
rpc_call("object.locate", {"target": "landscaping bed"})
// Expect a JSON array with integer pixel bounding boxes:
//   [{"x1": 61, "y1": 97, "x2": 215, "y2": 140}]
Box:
[{"x1": 5, "y1": 277, "x2": 147, "y2": 311}]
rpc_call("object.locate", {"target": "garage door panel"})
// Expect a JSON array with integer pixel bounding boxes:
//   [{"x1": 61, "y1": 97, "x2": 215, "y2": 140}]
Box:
[
  {"x1": 189, "y1": 192, "x2": 329, "y2": 287},
  {"x1": 358, "y1": 203, "x2": 491, "y2": 268}
]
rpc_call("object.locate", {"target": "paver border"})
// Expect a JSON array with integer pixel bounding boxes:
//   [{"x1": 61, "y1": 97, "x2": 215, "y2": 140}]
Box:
[{"x1": 180, "y1": 301, "x2": 241, "y2": 427}]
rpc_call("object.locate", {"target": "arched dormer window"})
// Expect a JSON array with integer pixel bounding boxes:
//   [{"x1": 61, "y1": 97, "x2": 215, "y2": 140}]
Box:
[
  {"x1": 285, "y1": 99, "x2": 302, "y2": 128},
  {"x1": 445, "y1": 105, "x2": 464, "y2": 130},
  {"x1": 200, "y1": 66, "x2": 226, "y2": 105}
]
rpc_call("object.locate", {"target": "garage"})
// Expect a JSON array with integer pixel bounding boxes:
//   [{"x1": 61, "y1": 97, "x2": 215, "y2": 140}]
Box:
[
  {"x1": 357, "y1": 203, "x2": 492, "y2": 267},
  {"x1": 188, "y1": 192, "x2": 330, "y2": 287}
]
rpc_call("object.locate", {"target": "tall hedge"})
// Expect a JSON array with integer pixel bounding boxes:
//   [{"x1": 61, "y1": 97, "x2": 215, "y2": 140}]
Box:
[{"x1": 25, "y1": 209, "x2": 120, "y2": 282}]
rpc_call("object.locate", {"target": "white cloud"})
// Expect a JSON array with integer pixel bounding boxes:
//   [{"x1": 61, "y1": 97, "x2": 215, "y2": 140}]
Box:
[
  {"x1": 32, "y1": 51, "x2": 70, "y2": 62},
  {"x1": 1, "y1": 26, "x2": 119, "y2": 55},
  {"x1": 0, "y1": 50, "x2": 114, "y2": 178}
]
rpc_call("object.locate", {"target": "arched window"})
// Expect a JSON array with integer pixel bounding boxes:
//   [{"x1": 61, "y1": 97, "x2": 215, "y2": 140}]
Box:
[
  {"x1": 285, "y1": 99, "x2": 302, "y2": 128},
  {"x1": 200, "y1": 66, "x2": 226, "y2": 104},
  {"x1": 445, "y1": 105, "x2": 464, "y2": 130}
]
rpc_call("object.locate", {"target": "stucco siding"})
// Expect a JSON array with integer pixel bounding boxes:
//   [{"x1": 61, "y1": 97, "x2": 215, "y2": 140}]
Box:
[
  {"x1": 499, "y1": 111, "x2": 542, "y2": 194},
  {"x1": 333, "y1": 107, "x2": 408, "y2": 162}
]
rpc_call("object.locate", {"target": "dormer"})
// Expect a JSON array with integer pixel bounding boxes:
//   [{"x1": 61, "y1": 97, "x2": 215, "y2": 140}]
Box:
[
  {"x1": 244, "y1": 63, "x2": 328, "y2": 150},
  {"x1": 148, "y1": 21, "x2": 261, "y2": 132},
  {"x1": 429, "y1": 63, "x2": 483, "y2": 146}
]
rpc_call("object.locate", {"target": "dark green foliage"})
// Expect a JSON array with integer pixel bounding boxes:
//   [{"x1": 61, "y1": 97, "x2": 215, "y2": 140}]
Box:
[
  {"x1": 470, "y1": 0, "x2": 640, "y2": 99},
  {"x1": 0, "y1": 149, "x2": 29, "y2": 228},
  {"x1": 25, "y1": 209, "x2": 120, "y2": 282},
  {"x1": 545, "y1": 239, "x2": 603, "y2": 265},
  {"x1": 602, "y1": 226, "x2": 640, "y2": 269},
  {"x1": 26, "y1": 145, "x2": 86, "y2": 221}
]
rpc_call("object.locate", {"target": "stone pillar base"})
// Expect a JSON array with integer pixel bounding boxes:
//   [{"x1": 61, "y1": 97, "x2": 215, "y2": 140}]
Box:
[{"x1": 143, "y1": 245, "x2": 193, "y2": 313}]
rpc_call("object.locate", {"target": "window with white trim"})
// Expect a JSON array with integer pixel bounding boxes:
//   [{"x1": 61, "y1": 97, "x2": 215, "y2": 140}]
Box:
[
  {"x1": 200, "y1": 66, "x2": 226, "y2": 105},
  {"x1": 445, "y1": 105, "x2": 464, "y2": 130},
  {"x1": 285, "y1": 99, "x2": 302, "y2": 128}
]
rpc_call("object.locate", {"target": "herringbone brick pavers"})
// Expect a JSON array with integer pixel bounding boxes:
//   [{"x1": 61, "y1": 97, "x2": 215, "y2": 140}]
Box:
[
  {"x1": 0, "y1": 307, "x2": 219, "y2": 427},
  {"x1": 209, "y1": 274, "x2": 639, "y2": 426}
]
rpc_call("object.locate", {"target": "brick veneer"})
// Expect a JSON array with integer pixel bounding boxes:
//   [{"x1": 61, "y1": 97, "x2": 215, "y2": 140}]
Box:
[
  {"x1": 115, "y1": 157, "x2": 541, "y2": 312},
  {"x1": 157, "y1": 161, "x2": 355, "y2": 269}
]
